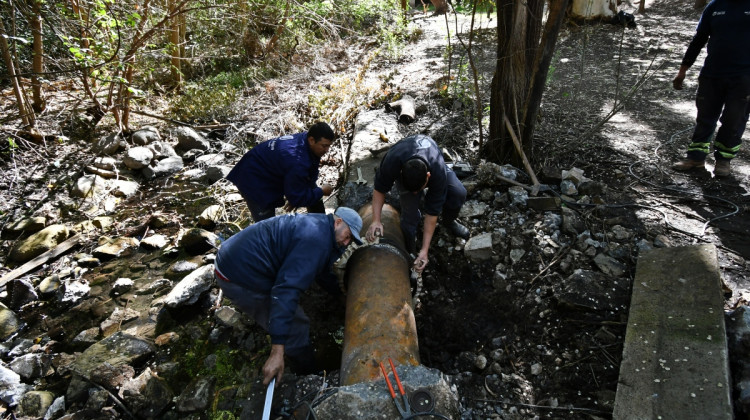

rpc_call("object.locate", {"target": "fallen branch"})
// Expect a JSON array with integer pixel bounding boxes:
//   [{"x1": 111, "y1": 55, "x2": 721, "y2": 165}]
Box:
[
  {"x1": 504, "y1": 115, "x2": 541, "y2": 195},
  {"x1": 0, "y1": 234, "x2": 82, "y2": 287}
]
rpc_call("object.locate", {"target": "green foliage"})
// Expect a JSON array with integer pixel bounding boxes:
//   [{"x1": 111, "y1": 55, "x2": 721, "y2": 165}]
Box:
[
  {"x1": 211, "y1": 411, "x2": 237, "y2": 420},
  {"x1": 453, "y1": 0, "x2": 496, "y2": 15},
  {"x1": 168, "y1": 83, "x2": 240, "y2": 123},
  {"x1": 180, "y1": 339, "x2": 257, "y2": 388}
]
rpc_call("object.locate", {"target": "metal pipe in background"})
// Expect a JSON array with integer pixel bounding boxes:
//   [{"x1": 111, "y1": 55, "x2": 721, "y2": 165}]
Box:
[{"x1": 339, "y1": 203, "x2": 420, "y2": 386}]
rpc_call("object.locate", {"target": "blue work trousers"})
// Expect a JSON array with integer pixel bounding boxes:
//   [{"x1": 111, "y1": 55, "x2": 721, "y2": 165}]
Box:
[
  {"x1": 215, "y1": 272, "x2": 311, "y2": 359},
  {"x1": 398, "y1": 169, "x2": 467, "y2": 241},
  {"x1": 687, "y1": 75, "x2": 750, "y2": 162},
  {"x1": 241, "y1": 193, "x2": 324, "y2": 223}
]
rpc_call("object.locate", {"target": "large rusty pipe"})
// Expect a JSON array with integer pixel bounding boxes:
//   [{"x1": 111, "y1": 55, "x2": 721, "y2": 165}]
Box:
[{"x1": 339, "y1": 203, "x2": 420, "y2": 386}]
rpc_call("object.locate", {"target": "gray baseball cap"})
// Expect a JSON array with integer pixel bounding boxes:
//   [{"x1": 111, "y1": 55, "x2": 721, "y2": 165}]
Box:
[{"x1": 335, "y1": 207, "x2": 363, "y2": 245}]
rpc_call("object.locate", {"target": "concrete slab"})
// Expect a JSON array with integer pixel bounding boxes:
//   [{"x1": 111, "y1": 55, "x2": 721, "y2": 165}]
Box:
[{"x1": 613, "y1": 244, "x2": 732, "y2": 420}]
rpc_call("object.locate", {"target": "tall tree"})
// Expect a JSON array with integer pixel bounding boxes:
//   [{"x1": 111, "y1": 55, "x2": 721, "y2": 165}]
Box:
[
  {"x1": 0, "y1": 17, "x2": 33, "y2": 128},
  {"x1": 28, "y1": 0, "x2": 46, "y2": 112},
  {"x1": 487, "y1": 0, "x2": 566, "y2": 166}
]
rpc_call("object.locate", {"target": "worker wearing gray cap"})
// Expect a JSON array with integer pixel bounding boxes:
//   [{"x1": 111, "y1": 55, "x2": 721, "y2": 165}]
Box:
[{"x1": 214, "y1": 207, "x2": 363, "y2": 386}]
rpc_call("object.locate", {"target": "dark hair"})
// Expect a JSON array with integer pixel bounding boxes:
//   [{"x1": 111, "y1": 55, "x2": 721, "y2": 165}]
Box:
[
  {"x1": 401, "y1": 158, "x2": 428, "y2": 192},
  {"x1": 308, "y1": 122, "x2": 335, "y2": 143}
]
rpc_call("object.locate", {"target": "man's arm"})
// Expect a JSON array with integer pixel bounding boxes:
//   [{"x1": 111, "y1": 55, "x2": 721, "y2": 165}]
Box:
[
  {"x1": 414, "y1": 214, "x2": 437, "y2": 273},
  {"x1": 284, "y1": 170, "x2": 324, "y2": 208},
  {"x1": 366, "y1": 189, "x2": 386, "y2": 241},
  {"x1": 263, "y1": 344, "x2": 285, "y2": 385}
]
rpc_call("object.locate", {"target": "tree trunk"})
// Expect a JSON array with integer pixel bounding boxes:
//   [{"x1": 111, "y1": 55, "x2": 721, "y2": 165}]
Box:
[
  {"x1": 169, "y1": 0, "x2": 182, "y2": 88},
  {"x1": 521, "y1": 0, "x2": 569, "y2": 150},
  {"x1": 29, "y1": 0, "x2": 46, "y2": 112},
  {"x1": 0, "y1": 17, "x2": 35, "y2": 129},
  {"x1": 487, "y1": 0, "x2": 539, "y2": 165}
]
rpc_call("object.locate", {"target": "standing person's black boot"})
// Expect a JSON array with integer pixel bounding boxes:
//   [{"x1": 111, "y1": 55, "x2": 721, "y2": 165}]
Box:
[
  {"x1": 442, "y1": 208, "x2": 470, "y2": 239},
  {"x1": 445, "y1": 219, "x2": 470, "y2": 239}
]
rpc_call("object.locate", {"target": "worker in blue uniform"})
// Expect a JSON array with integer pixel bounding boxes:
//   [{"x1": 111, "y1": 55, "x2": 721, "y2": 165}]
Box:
[
  {"x1": 365, "y1": 134, "x2": 469, "y2": 274},
  {"x1": 214, "y1": 207, "x2": 363, "y2": 386},
  {"x1": 226, "y1": 122, "x2": 335, "y2": 220}
]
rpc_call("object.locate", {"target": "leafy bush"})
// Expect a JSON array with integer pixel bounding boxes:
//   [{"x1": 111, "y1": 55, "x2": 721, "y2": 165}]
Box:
[{"x1": 167, "y1": 83, "x2": 239, "y2": 123}]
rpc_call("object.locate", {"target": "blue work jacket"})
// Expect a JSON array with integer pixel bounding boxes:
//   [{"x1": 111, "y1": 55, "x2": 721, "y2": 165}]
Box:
[
  {"x1": 226, "y1": 132, "x2": 324, "y2": 209},
  {"x1": 214, "y1": 213, "x2": 343, "y2": 345},
  {"x1": 682, "y1": 0, "x2": 750, "y2": 78}
]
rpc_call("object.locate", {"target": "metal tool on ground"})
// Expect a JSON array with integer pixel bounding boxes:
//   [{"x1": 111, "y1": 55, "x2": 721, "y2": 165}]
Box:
[
  {"x1": 380, "y1": 358, "x2": 413, "y2": 419},
  {"x1": 504, "y1": 114, "x2": 542, "y2": 196},
  {"x1": 354, "y1": 167, "x2": 367, "y2": 185},
  {"x1": 262, "y1": 377, "x2": 275, "y2": 420}
]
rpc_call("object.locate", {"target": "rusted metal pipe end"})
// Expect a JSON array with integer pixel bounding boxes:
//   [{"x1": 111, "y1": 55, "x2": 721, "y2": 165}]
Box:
[{"x1": 339, "y1": 204, "x2": 420, "y2": 386}]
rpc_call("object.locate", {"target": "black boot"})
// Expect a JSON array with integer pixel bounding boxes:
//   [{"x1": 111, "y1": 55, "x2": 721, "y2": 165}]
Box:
[{"x1": 445, "y1": 219, "x2": 469, "y2": 239}]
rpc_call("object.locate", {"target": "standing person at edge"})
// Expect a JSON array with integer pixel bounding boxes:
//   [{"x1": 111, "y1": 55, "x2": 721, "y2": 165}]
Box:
[
  {"x1": 214, "y1": 207, "x2": 363, "y2": 386},
  {"x1": 672, "y1": 0, "x2": 750, "y2": 178},
  {"x1": 365, "y1": 134, "x2": 469, "y2": 273},
  {"x1": 226, "y1": 122, "x2": 336, "y2": 221}
]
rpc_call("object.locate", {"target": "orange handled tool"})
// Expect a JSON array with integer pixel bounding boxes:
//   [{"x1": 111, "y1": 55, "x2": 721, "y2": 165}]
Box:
[{"x1": 379, "y1": 358, "x2": 412, "y2": 418}]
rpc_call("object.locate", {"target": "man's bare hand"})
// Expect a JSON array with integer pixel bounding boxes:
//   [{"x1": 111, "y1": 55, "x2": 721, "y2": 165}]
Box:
[
  {"x1": 366, "y1": 222, "x2": 383, "y2": 242},
  {"x1": 413, "y1": 249, "x2": 429, "y2": 273},
  {"x1": 673, "y1": 74, "x2": 685, "y2": 90},
  {"x1": 321, "y1": 184, "x2": 333, "y2": 196},
  {"x1": 263, "y1": 344, "x2": 285, "y2": 386}
]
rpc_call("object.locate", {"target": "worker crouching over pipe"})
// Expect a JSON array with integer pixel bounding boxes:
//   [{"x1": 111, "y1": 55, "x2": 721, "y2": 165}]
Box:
[{"x1": 339, "y1": 203, "x2": 420, "y2": 386}]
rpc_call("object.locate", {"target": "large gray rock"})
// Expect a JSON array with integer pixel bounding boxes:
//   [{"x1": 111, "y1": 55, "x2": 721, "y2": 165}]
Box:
[
  {"x1": 96, "y1": 133, "x2": 126, "y2": 154},
  {"x1": 0, "y1": 304, "x2": 22, "y2": 340},
  {"x1": 6, "y1": 278, "x2": 38, "y2": 310},
  {"x1": 123, "y1": 146, "x2": 154, "y2": 169},
  {"x1": 19, "y1": 390, "x2": 55, "y2": 418},
  {"x1": 204, "y1": 165, "x2": 231, "y2": 184},
  {"x1": 92, "y1": 156, "x2": 117, "y2": 170},
  {"x1": 111, "y1": 179, "x2": 140, "y2": 198},
  {"x1": 131, "y1": 126, "x2": 161, "y2": 145},
  {"x1": 0, "y1": 363, "x2": 31, "y2": 407},
  {"x1": 174, "y1": 127, "x2": 210, "y2": 151},
  {"x1": 147, "y1": 141, "x2": 178, "y2": 159},
  {"x1": 59, "y1": 278, "x2": 90, "y2": 306},
  {"x1": 142, "y1": 156, "x2": 184, "y2": 179},
  {"x1": 10, "y1": 224, "x2": 69, "y2": 262},
  {"x1": 176, "y1": 375, "x2": 215, "y2": 413},
  {"x1": 464, "y1": 233, "x2": 493, "y2": 262},
  {"x1": 119, "y1": 367, "x2": 173, "y2": 418},
  {"x1": 92, "y1": 237, "x2": 140, "y2": 260},
  {"x1": 6, "y1": 217, "x2": 46, "y2": 234},
  {"x1": 71, "y1": 174, "x2": 107, "y2": 198},
  {"x1": 315, "y1": 364, "x2": 459, "y2": 420},
  {"x1": 70, "y1": 332, "x2": 155, "y2": 380},
  {"x1": 164, "y1": 264, "x2": 215, "y2": 308},
  {"x1": 9, "y1": 353, "x2": 52, "y2": 380},
  {"x1": 43, "y1": 395, "x2": 65, "y2": 420},
  {"x1": 180, "y1": 228, "x2": 219, "y2": 255}
]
